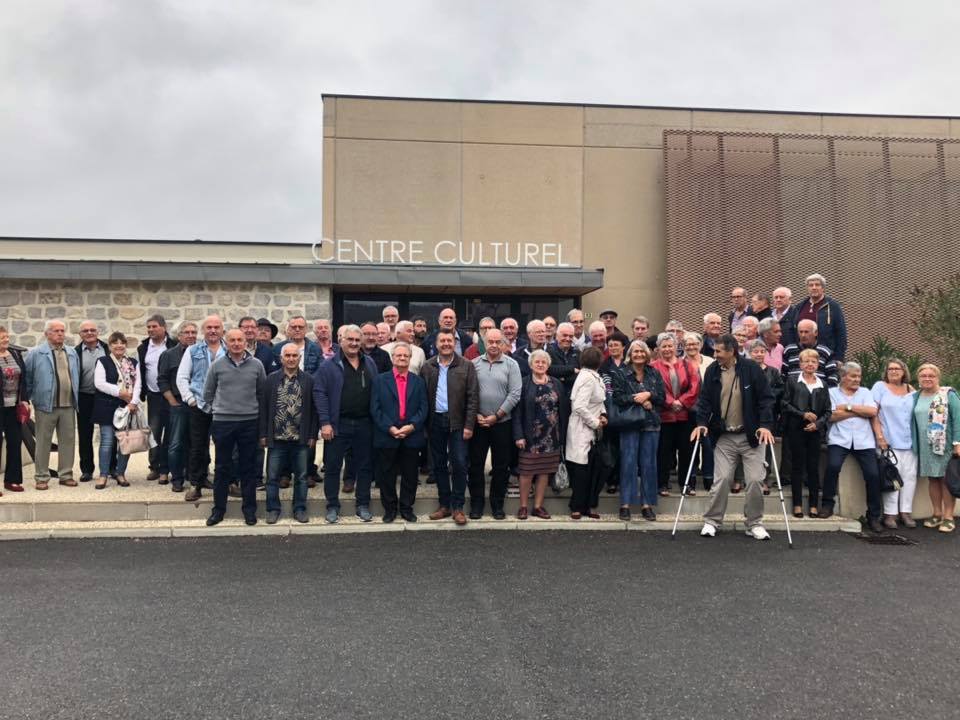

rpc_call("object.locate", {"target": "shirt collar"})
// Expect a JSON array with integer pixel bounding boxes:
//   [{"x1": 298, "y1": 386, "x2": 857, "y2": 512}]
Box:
[{"x1": 393, "y1": 368, "x2": 408, "y2": 380}]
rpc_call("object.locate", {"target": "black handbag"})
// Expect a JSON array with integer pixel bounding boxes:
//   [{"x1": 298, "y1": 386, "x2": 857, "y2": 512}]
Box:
[
  {"x1": 876, "y1": 448, "x2": 903, "y2": 493},
  {"x1": 605, "y1": 398, "x2": 647, "y2": 429},
  {"x1": 945, "y1": 456, "x2": 960, "y2": 499}
]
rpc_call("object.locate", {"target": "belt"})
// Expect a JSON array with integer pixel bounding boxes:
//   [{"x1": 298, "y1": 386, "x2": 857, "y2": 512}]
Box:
[{"x1": 725, "y1": 425, "x2": 744, "y2": 433}]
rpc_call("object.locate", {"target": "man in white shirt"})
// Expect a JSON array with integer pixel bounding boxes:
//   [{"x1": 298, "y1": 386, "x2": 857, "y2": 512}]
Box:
[
  {"x1": 382, "y1": 321, "x2": 426, "y2": 375},
  {"x1": 568, "y1": 308, "x2": 589, "y2": 349},
  {"x1": 137, "y1": 314, "x2": 177, "y2": 483}
]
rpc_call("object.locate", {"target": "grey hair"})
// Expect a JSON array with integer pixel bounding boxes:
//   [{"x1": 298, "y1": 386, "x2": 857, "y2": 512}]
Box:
[
  {"x1": 838, "y1": 361, "x2": 862, "y2": 379},
  {"x1": 341, "y1": 324, "x2": 362, "y2": 338},
  {"x1": 395, "y1": 320, "x2": 413, "y2": 332},
  {"x1": 665, "y1": 319, "x2": 684, "y2": 330},
  {"x1": 806, "y1": 273, "x2": 826, "y2": 286},
  {"x1": 588, "y1": 320, "x2": 606, "y2": 334},
  {"x1": 44, "y1": 319, "x2": 65, "y2": 332},
  {"x1": 683, "y1": 332, "x2": 703, "y2": 347},
  {"x1": 529, "y1": 348, "x2": 552, "y2": 367},
  {"x1": 389, "y1": 341, "x2": 412, "y2": 358},
  {"x1": 757, "y1": 317, "x2": 780, "y2": 335},
  {"x1": 566, "y1": 308, "x2": 584, "y2": 320},
  {"x1": 656, "y1": 332, "x2": 676, "y2": 347},
  {"x1": 175, "y1": 321, "x2": 198, "y2": 336},
  {"x1": 526, "y1": 319, "x2": 545, "y2": 334},
  {"x1": 556, "y1": 322, "x2": 574, "y2": 334},
  {"x1": 745, "y1": 339, "x2": 767, "y2": 355}
]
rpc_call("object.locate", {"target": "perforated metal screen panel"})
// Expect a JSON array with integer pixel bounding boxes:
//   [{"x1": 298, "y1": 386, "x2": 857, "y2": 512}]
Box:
[{"x1": 663, "y1": 129, "x2": 960, "y2": 358}]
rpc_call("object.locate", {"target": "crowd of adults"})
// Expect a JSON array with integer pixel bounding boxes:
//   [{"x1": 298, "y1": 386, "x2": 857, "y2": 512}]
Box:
[{"x1": 1, "y1": 273, "x2": 958, "y2": 538}]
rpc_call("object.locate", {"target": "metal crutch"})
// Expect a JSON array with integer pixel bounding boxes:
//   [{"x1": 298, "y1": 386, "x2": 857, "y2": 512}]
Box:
[
  {"x1": 766, "y1": 439, "x2": 794, "y2": 548},
  {"x1": 671, "y1": 435, "x2": 702, "y2": 538}
]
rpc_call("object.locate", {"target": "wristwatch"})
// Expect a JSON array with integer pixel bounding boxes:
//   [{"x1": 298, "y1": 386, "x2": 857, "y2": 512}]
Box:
[{"x1": 845, "y1": 403, "x2": 852, "y2": 412}]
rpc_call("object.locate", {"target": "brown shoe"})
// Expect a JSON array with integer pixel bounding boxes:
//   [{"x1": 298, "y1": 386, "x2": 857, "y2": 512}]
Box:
[
  {"x1": 452, "y1": 510, "x2": 467, "y2": 526},
  {"x1": 58, "y1": 478, "x2": 78, "y2": 487},
  {"x1": 146, "y1": 470, "x2": 162, "y2": 482},
  {"x1": 883, "y1": 514, "x2": 899, "y2": 530},
  {"x1": 36, "y1": 480, "x2": 49, "y2": 491},
  {"x1": 900, "y1": 512, "x2": 916, "y2": 528},
  {"x1": 278, "y1": 475, "x2": 291, "y2": 489},
  {"x1": 532, "y1": 507, "x2": 551, "y2": 519},
  {"x1": 185, "y1": 487, "x2": 202, "y2": 502},
  {"x1": 429, "y1": 506, "x2": 451, "y2": 520}
]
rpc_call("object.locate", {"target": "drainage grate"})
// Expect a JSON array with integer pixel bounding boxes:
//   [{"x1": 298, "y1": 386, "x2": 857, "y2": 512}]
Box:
[{"x1": 854, "y1": 533, "x2": 918, "y2": 546}]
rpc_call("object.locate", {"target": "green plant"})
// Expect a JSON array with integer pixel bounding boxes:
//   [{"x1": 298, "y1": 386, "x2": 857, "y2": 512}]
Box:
[
  {"x1": 910, "y1": 274, "x2": 960, "y2": 379},
  {"x1": 852, "y1": 336, "x2": 923, "y2": 388}
]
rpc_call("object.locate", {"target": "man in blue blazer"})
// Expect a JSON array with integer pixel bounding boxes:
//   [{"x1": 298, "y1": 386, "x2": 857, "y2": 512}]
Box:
[{"x1": 370, "y1": 342, "x2": 428, "y2": 523}]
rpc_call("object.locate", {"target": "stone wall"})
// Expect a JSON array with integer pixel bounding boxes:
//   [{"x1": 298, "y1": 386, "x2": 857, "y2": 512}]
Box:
[{"x1": 0, "y1": 280, "x2": 331, "y2": 348}]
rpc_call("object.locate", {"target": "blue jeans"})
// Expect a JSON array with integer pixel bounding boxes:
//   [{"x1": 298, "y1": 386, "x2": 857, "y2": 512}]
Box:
[
  {"x1": 430, "y1": 413, "x2": 469, "y2": 510},
  {"x1": 323, "y1": 416, "x2": 373, "y2": 510},
  {"x1": 166, "y1": 403, "x2": 190, "y2": 485},
  {"x1": 266, "y1": 441, "x2": 308, "y2": 513},
  {"x1": 211, "y1": 419, "x2": 258, "y2": 517},
  {"x1": 619, "y1": 429, "x2": 659, "y2": 506},
  {"x1": 98, "y1": 423, "x2": 130, "y2": 477}
]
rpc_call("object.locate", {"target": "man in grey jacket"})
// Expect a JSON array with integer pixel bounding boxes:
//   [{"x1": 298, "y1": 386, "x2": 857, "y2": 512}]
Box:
[
  {"x1": 202, "y1": 328, "x2": 266, "y2": 526},
  {"x1": 469, "y1": 329, "x2": 522, "y2": 519}
]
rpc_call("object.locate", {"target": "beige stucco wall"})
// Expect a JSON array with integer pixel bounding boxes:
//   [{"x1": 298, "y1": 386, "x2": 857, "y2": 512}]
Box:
[{"x1": 324, "y1": 95, "x2": 960, "y2": 329}]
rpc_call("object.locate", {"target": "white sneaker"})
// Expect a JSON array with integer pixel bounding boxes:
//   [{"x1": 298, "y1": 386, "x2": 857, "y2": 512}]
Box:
[
  {"x1": 746, "y1": 525, "x2": 770, "y2": 541},
  {"x1": 700, "y1": 523, "x2": 716, "y2": 537}
]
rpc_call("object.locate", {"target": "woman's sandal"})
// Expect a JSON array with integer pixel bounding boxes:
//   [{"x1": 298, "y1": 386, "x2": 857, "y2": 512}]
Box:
[
  {"x1": 939, "y1": 519, "x2": 956, "y2": 533},
  {"x1": 808, "y1": 508, "x2": 819, "y2": 518},
  {"x1": 923, "y1": 516, "x2": 943, "y2": 529}
]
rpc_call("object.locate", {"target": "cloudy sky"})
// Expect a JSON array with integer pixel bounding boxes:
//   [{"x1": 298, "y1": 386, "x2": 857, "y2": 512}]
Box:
[{"x1": 2, "y1": 0, "x2": 957, "y2": 243}]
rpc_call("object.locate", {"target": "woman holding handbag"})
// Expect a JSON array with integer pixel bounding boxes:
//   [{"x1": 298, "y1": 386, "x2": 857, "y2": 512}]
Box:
[
  {"x1": 93, "y1": 331, "x2": 141, "y2": 489},
  {"x1": 566, "y1": 347, "x2": 607, "y2": 520},
  {"x1": 871, "y1": 359, "x2": 918, "y2": 528},
  {"x1": 611, "y1": 341, "x2": 666, "y2": 521},
  {"x1": 912, "y1": 364, "x2": 960, "y2": 533},
  {"x1": 512, "y1": 350, "x2": 569, "y2": 520},
  {"x1": 0, "y1": 326, "x2": 28, "y2": 494}
]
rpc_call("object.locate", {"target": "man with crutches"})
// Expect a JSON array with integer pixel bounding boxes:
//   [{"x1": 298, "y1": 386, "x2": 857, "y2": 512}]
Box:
[{"x1": 688, "y1": 333, "x2": 778, "y2": 541}]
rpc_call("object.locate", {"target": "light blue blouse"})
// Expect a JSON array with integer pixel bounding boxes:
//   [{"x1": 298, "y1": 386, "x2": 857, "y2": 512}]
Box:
[
  {"x1": 871, "y1": 381, "x2": 914, "y2": 451},
  {"x1": 828, "y1": 386, "x2": 877, "y2": 450}
]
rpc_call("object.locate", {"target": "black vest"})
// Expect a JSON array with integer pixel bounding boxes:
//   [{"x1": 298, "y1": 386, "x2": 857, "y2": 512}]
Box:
[{"x1": 92, "y1": 356, "x2": 138, "y2": 426}]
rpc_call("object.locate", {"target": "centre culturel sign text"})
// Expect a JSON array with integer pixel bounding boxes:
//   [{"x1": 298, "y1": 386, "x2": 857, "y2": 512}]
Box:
[{"x1": 311, "y1": 239, "x2": 571, "y2": 267}]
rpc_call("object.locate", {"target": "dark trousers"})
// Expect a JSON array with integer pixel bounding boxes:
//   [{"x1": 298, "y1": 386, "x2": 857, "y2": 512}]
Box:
[
  {"x1": 211, "y1": 419, "x2": 258, "y2": 517},
  {"x1": 146, "y1": 391, "x2": 170, "y2": 473},
  {"x1": 376, "y1": 442, "x2": 420, "y2": 514},
  {"x1": 166, "y1": 403, "x2": 191, "y2": 485},
  {"x1": 658, "y1": 420, "x2": 694, "y2": 490},
  {"x1": 187, "y1": 405, "x2": 213, "y2": 489},
  {"x1": 323, "y1": 416, "x2": 373, "y2": 510},
  {"x1": 1, "y1": 405, "x2": 23, "y2": 484},
  {"x1": 77, "y1": 392, "x2": 97, "y2": 476},
  {"x1": 789, "y1": 429, "x2": 822, "y2": 509},
  {"x1": 266, "y1": 441, "x2": 308, "y2": 513},
  {"x1": 430, "y1": 413, "x2": 469, "y2": 510},
  {"x1": 823, "y1": 444, "x2": 882, "y2": 520},
  {"x1": 568, "y1": 449, "x2": 603, "y2": 514},
  {"x1": 468, "y1": 421, "x2": 513, "y2": 513}
]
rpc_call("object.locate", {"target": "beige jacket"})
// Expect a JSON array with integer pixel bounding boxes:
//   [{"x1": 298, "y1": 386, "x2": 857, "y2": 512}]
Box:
[{"x1": 565, "y1": 368, "x2": 606, "y2": 465}]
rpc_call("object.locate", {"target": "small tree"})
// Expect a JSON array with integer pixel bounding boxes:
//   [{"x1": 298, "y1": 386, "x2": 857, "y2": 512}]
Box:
[
  {"x1": 853, "y1": 336, "x2": 923, "y2": 388},
  {"x1": 910, "y1": 274, "x2": 960, "y2": 379}
]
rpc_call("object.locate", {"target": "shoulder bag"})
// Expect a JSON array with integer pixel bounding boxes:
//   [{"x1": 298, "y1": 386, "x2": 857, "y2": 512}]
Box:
[{"x1": 876, "y1": 448, "x2": 903, "y2": 493}]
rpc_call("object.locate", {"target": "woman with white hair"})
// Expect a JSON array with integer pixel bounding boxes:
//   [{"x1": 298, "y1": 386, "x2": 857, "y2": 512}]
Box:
[{"x1": 822, "y1": 361, "x2": 882, "y2": 532}]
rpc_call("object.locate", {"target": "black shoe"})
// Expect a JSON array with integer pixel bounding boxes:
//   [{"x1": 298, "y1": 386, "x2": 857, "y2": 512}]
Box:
[
  {"x1": 642, "y1": 507, "x2": 656, "y2": 521},
  {"x1": 80, "y1": 473, "x2": 93, "y2": 483},
  {"x1": 820, "y1": 507, "x2": 834, "y2": 520},
  {"x1": 469, "y1": 507, "x2": 483, "y2": 520},
  {"x1": 382, "y1": 511, "x2": 397, "y2": 523},
  {"x1": 400, "y1": 510, "x2": 418, "y2": 523},
  {"x1": 619, "y1": 507, "x2": 631, "y2": 521},
  {"x1": 256, "y1": 481, "x2": 266, "y2": 491},
  {"x1": 171, "y1": 481, "x2": 184, "y2": 493},
  {"x1": 244, "y1": 515, "x2": 257, "y2": 526},
  {"x1": 425, "y1": 475, "x2": 436, "y2": 485},
  {"x1": 206, "y1": 513, "x2": 223, "y2": 527},
  {"x1": 492, "y1": 509, "x2": 506, "y2": 520},
  {"x1": 201, "y1": 479, "x2": 214, "y2": 490},
  {"x1": 867, "y1": 517, "x2": 884, "y2": 534}
]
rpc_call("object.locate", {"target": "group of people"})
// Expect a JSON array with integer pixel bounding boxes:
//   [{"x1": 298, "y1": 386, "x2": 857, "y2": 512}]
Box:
[{"x1": 1, "y1": 272, "x2": 957, "y2": 537}]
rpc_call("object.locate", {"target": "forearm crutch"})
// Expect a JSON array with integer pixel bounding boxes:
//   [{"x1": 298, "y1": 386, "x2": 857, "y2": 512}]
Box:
[
  {"x1": 671, "y1": 434, "x2": 701, "y2": 538},
  {"x1": 766, "y1": 439, "x2": 794, "y2": 548}
]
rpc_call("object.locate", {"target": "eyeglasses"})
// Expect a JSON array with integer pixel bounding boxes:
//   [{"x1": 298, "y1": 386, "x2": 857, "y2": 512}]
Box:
[{"x1": 81, "y1": 329, "x2": 97, "y2": 333}]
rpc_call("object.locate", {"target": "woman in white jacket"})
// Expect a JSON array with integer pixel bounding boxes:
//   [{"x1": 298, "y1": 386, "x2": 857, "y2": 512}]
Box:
[{"x1": 566, "y1": 347, "x2": 608, "y2": 519}]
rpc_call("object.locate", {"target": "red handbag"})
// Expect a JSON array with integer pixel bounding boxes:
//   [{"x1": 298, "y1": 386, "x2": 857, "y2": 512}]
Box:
[{"x1": 15, "y1": 403, "x2": 30, "y2": 424}]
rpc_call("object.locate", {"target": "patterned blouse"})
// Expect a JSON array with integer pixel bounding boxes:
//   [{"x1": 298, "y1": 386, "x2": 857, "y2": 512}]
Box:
[
  {"x1": 1, "y1": 353, "x2": 20, "y2": 407},
  {"x1": 273, "y1": 373, "x2": 304, "y2": 442}
]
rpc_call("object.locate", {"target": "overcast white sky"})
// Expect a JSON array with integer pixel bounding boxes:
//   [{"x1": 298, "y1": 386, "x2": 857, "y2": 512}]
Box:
[{"x1": 2, "y1": 0, "x2": 957, "y2": 243}]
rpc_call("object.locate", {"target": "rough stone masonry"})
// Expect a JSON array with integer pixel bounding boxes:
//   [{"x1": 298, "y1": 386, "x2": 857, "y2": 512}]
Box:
[{"x1": 0, "y1": 280, "x2": 331, "y2": 348}]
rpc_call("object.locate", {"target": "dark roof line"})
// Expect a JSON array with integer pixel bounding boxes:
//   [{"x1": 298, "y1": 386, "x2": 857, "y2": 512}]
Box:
[{"x1": 321, "y1": 92, "x2": 959, "y2": 121}]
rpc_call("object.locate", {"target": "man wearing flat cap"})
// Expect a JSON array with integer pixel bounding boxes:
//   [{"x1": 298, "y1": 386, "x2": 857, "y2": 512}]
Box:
[{"x1": 599, "y1": 309, "x2": 623, "y2": 339}]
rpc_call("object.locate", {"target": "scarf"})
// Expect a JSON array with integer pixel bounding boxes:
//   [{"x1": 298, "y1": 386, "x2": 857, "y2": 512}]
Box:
[{"x1": 927, "y1": 387, "x2": 952, "y2": 456}]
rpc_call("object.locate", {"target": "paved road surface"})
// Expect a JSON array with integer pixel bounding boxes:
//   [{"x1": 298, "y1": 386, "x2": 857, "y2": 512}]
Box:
[{"x1": 2, "y1": 530, "x2": 957, "y2": 719}]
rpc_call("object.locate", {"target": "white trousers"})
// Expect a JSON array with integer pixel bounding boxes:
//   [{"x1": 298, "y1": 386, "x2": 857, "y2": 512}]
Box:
[{"x1": 882, "y1": 449, "x2": 918, "y2": 514}]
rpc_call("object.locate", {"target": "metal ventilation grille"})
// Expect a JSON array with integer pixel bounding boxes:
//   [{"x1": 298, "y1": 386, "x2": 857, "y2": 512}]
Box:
[{"x1": 663, "y1": 129, "x2": 960, "y2": 358}]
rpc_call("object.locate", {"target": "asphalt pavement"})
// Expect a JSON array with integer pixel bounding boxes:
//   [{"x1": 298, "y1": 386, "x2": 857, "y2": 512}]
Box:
[{"x1": 2, "y1": 529, "x2": 958, "y2": 720}]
